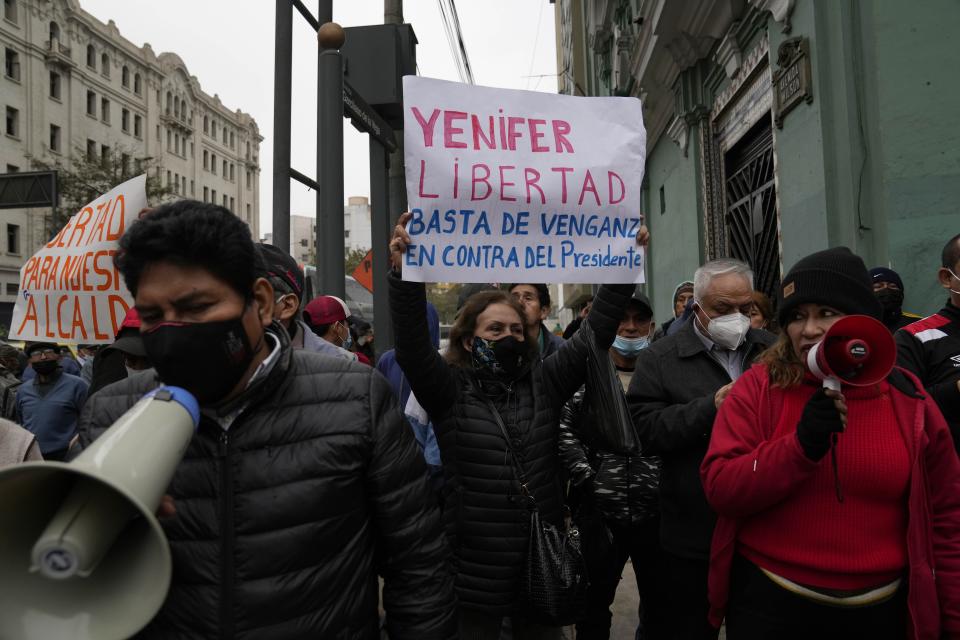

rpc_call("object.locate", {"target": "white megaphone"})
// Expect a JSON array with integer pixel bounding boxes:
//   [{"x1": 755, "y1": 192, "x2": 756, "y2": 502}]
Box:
[
  {"x1": 0, "y1": 386, "x2": 199, "y2": 640},
  {"x1": 806, "y1": 315, "x2": 897, "y2": 391}
]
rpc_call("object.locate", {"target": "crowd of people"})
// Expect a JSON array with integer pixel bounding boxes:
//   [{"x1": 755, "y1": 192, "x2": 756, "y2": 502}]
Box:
[{"x1": 0, "y1": 198, "x2": 958, "y2": 640}]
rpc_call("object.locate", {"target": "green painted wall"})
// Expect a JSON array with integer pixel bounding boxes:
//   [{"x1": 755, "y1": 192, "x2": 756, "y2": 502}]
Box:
[
  {"x1": 770, "y1": 0, "x2": 959, "y2": 314},
  {"x1": 861, "y1": 0, "x2": 960, "y2": 315},
  {"x1": 643, "y1": 129, "x2": 704, "y2": 324},
  {"x1": 598, "y1": 0, "x2": 957, "y2": 320},
  {"x1": 768, "y1": 0, "x2": 860, "y2": 275}
]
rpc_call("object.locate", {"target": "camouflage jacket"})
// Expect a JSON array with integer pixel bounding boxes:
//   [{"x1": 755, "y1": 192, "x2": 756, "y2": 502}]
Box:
[{"x1": 559, "y1": 385, "x2": 661, "y2": 524}]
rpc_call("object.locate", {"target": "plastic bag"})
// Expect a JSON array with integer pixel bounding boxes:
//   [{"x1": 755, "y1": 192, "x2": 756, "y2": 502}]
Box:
[{"x1": 578, "y1": 318, "x2": 642, "y2": 454}]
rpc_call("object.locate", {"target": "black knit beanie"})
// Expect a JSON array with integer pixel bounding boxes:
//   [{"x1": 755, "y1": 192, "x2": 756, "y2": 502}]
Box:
[{"x1": 777, "y1": 246, "x2": 882, "y2": 326}]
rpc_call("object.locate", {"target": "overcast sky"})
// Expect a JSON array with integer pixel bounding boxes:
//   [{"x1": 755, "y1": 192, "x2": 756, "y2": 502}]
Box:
[{"x1": 80, "y1": 0, "x2": 559, "y2": 238}]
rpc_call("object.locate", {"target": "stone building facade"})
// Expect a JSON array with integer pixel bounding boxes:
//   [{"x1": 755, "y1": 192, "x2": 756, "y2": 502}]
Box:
[
  {"x1": 554, "y1": 0, "x2": 960, "y2": 321},
  {"x1": 0, "y1": 0, "x2": 262, "y2": 329}
]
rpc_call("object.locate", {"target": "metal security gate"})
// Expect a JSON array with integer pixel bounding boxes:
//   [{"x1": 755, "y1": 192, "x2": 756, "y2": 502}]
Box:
[{"x1": 723, "y1": 116, "x2": 780, "y2": 302}]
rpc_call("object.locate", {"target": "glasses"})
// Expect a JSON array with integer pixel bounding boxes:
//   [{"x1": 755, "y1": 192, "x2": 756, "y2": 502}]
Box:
[
  {"x1": 513, "y1": 293, "x2": 539, "y2": 304},
  {"x1": 29, "y1": 348, "x2": 58, "y2": 359}
]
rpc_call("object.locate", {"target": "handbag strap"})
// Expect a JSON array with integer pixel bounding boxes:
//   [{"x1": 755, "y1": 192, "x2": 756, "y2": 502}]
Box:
[{"x1": 469, "y1": 378, "x2": 532, "y2": 497}]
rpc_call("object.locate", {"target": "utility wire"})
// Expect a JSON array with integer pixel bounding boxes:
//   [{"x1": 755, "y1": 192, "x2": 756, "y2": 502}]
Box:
[
  {"x1": 436, "y1": 0, "x2": 468, "y2": 83},
  {"x1": 525, "y1": 1, "x2": 545, "y2": 90},
  {"x1": 447, "y1": 0, "x2": 474, "y2": 84}
]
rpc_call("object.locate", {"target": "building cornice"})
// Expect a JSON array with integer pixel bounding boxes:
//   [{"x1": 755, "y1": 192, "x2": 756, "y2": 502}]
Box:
[
  {"x1": 44, "y1": 0, "x2": 260, "y2": 135},
  {"x1": 747, "y1": 0, "x2": 794, "y2": 33}
]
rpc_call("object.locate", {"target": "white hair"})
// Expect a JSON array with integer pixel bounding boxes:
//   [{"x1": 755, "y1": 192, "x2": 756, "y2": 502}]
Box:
[{"x1": 693, "y1": 259, "x2": 754, "y2": 301}]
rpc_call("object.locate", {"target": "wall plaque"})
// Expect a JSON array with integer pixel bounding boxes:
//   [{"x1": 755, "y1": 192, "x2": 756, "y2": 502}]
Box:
[{"x1": 772, "y1": 36, "x2": 812, "y2": 128}]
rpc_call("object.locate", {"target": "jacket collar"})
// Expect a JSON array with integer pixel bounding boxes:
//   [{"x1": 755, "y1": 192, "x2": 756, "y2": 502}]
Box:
[
  {"x1": 941, "y1": 299, "x2": 960, "y2": 323},
  {"x1": 297, "y1": 319, "x2": 327, "y2": 352},
  {"x1": 214, "y1": 321, "x2": 293, "y2": 418},
  {"x1": 674, "y1": 318, "x2": 768, "y2": 359}
]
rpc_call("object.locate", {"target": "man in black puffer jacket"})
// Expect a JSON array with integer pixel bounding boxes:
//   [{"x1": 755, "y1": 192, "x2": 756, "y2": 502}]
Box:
[{"x1": 76, "y1": 201, "x2": 456, "y2": 639}]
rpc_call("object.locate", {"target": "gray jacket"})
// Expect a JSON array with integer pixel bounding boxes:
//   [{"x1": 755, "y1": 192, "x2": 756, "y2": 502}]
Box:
[
  {"x1": 0, "y1": 418, "x2": 41, "y2": 466},
  {"x1": 297, "y1": 320, "x2": 358, "y2": 361}
]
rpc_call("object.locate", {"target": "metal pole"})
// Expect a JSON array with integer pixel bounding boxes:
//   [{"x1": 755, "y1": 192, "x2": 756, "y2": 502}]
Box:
[
  {"x1": 384, "y1": 0, "x2": 406, "y2": 231},
  {"x1": 370, "y1": 138, "x2": 393, "y2": 354},
  {"x1": 271, "y1": 0, "x2": 292, "y2": 253},
  {"x1": 384, "y1": 0, "x2": 402, "y2": 24},
  {"x1": 316, "y1": 21, "x2": 346, "y2": 300},
  {"x1": 317, "y1": 0, "x2": 331, "y2": 25}
]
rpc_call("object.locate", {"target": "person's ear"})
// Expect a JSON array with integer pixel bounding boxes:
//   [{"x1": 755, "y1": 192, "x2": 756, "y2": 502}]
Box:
[
  {"x1": 539, "y1": 305, "x2": 549, "y2": 322},
  {"x1": 275, "y1": 295, "x2": 298, "y2": 324},
  {"x1": 938, "y1": 267, "x2": 955, "y2": 290},
  {"x1": 251, "y1": 277, "x2": 275, "y2": 328},
  {"x1": 462, "y1": 336, "x2": 473, "y2": 352}
]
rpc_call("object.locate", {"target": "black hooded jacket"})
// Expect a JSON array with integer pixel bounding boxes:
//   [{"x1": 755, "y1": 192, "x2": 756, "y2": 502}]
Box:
[
  {"x1": 76, "y1": 325, "x2": 457, "y2": 639},
  {"x1": 389, "y1": 273, "x2": 632, "y2": 615}
]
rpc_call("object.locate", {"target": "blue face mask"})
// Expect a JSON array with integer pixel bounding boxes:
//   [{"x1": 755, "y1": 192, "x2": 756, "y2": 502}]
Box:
[
  {"x1": 612, "y1": 334, "x2": 649, "y2": 358},
  {"x1": 340, "y1": 323, "x2": 353, "y2": 350}
]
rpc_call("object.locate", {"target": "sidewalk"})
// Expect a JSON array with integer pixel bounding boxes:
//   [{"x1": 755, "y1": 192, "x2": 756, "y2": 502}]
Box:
[{"x1": 607, "y1": 560, "x2": 726, "y2": 640}]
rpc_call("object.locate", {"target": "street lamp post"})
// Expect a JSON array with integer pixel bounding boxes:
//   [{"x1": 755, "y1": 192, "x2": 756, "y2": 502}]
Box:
[{"x1": 316, "y1": 22, "x2": 346, "y2": 300}]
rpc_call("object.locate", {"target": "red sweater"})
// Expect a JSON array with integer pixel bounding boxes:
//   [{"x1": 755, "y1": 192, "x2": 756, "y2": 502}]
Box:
[
  {"x1": 701, "y1": 365, "x2": 960, "y2": 639},
  {"x1": 736, "y1": 376, "x2": 910, "y2": 590}
]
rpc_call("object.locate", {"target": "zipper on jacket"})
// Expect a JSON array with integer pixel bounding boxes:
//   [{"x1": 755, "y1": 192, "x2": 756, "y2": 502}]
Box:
[{"x1": 219, "y1": 429, "x2": 235, "y2": 639}]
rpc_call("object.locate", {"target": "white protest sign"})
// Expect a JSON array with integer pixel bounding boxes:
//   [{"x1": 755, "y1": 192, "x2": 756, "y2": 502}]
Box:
[
  {"x1": 9, "y1": 175, "x2": 146, "y2": 344},
  {"x1": 402, "y1": 76, "x2": 646, "y2": 284}
]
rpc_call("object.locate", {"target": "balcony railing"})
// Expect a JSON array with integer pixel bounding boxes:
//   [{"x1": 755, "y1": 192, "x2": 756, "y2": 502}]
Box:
[{"x1": 43, "y1": 39, "x2": 74, "y2": 68}]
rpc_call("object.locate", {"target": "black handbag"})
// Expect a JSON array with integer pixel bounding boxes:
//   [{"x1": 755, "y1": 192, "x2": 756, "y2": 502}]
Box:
[
  {"x1": 579, "y1": 318, "x2": 642, "y2": 454},
  {"x1": 477, "y1": 391, "x2": 589, "y2": 626}
]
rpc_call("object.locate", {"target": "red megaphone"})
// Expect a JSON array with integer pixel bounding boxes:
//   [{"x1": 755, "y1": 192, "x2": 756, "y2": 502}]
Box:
[{"x1": 806, "y1": 315, "x2": 896, "y2": 391}]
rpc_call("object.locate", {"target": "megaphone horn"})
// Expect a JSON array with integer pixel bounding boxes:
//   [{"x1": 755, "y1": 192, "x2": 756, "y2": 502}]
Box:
[
  {"x1": 0, "y1": 386, "x2": 199, "y2": 640},
  {"x1": 806, "y1": 315, "x2": 896, "y2": 391}
]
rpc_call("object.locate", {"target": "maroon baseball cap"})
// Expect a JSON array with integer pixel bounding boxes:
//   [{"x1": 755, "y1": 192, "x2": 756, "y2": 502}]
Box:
[{"x1": 303, "y1": 295, "x2": 351, "y2": 326}]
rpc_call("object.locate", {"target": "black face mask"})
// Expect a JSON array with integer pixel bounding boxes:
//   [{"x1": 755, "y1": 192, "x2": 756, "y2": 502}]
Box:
[
  {"x1": 471, "y1": 335, "x2": 528, "y2": 379},
  {"x1": 141, "y1": 311, "x2": 260, "y2": 405},
  {"x1": 875, "y1": 288, "x2": 904, "y2": 322},
  {"x1": 32, "y1": 360, "x2": 59, "y2": 376}
]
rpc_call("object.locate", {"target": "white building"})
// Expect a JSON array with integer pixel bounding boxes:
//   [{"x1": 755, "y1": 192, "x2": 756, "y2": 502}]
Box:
[
  {"x1": 263, "y1": 196, "x2": 373, "y2": 266},
  {"x1": 290, "y1": 214, "x2": 314, "y2": 264},
  {"x1": 344, "y1": 195, "x2": 370, "y2": 254},
  {"x1": 0, "y1": 0, "x2": 262, "y2": 328}
]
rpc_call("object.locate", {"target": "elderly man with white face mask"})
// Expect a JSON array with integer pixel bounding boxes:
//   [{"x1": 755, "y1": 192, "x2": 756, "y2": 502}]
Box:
[{"x1": 626, "y1": 258, "x2": 775, "y2": 640}]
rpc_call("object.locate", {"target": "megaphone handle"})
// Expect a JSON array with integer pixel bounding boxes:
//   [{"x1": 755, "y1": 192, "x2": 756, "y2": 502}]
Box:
[{"x1": 822, "y1": 376, "x2": 841, "y2": 392}]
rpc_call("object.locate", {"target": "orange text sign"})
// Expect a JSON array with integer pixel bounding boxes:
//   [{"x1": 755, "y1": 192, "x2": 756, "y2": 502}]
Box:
[{"x1": 9, "y1": 175, "x2": 147, "y2": 344}]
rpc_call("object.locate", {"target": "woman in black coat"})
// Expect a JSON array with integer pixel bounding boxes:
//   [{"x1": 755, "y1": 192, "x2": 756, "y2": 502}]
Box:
[{"x1": 388, "y1": 212, "x2": 645, "y2": 639}]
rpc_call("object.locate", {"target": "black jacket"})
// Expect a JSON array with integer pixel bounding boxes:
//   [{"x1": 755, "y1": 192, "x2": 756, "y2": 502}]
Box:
[
  {"x1": 895, "y1": 300, "x2": 960, "y2": 453},
  {"x1": 626, "y1": 320, "x2": 774, "y2": 559},
  {"x1": 389, "y1": 273, "x2": 632, "y2": 615},
  {"x1": 77, "y1": 326, "x2": 457, "y2": 639}
]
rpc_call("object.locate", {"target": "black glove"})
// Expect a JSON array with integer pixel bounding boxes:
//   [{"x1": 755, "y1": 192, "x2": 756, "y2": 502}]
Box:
[{"x1": 796, "y1": 389, "x2": 844, "y2": 461}]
